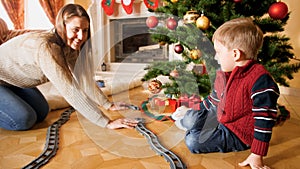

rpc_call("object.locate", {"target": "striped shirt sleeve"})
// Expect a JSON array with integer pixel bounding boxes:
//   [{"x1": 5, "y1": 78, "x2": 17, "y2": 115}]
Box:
[{"x1": 251, "y1": 74, "x2": 280, "y2": 155}]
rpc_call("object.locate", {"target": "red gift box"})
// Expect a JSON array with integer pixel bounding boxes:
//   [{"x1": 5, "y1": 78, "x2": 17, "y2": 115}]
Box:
[
  {"x1": 166, "y1": 99, "x2": 177, "y2": 113},
  {"x1": 153, "y1": 97, "x2": 178, "y2": 113},
  {"x1": 154, "y1": 97, "x2": 165, "y2": 106},
  {"x1": 177, "y1": 94, "x2": 202, "y2": 110},
  {"x1": 188, "y1": 94, "x2": 201, "y2": 110},
  {"x1": 178, "y1": 94, "x2": 189, "y2": 107}
]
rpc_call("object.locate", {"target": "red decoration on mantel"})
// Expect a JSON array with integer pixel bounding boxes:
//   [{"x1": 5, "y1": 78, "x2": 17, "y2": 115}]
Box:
[
  {"x1": 143, "y1": 0, "x2": 159, "y2": 10},
  {"x1": 122, "y1": 0, "x2": 133, "y2": 14},
  {"x1": 101, "y1": 0, "x2": 115, "y2": 16}
]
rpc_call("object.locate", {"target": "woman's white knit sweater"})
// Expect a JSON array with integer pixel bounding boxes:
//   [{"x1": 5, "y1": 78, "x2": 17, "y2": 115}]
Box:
[{"x1": 0, "y1": 31, "x2": 112, "y2": 127}]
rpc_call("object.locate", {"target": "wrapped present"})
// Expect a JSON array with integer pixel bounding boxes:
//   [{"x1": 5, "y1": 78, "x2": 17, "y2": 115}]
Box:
[
  {"x1": 165, "y1": 99, "x2": 177, "y2": 113},
  {"x1": 153, "y1": 97, "x2": 177, "y2": 113},
  {"x1": 177, "y1": 94, "x2": 202, "y2": 110},
  {"x1": 188, "y1": 94, "x2": 201, "y2": 110},
  {"x1": 153, "y1": 97, "x2": 165, "y2": 106},
  {"x1": 178, "y1": 94, "x2": 189, "y2": 107}
]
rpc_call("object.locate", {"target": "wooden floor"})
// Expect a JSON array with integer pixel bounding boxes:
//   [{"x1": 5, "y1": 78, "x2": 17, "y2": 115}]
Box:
[{"x1": 1, "y1": 84, "x2": 300, "y2": 169}]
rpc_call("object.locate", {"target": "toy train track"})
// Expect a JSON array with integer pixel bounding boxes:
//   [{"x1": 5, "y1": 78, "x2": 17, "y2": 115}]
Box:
[
  {"x1": 135, "y1": 118, "x2": 186, "y2": 169},
  {"x1": 22, "y1": 107, "x2": 75, "y2": 169}
]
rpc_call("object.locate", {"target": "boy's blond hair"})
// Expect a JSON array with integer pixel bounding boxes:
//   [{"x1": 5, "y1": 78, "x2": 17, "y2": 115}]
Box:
[{"x1": 212, "y1": 17, "x2": 263, "y2": 60}]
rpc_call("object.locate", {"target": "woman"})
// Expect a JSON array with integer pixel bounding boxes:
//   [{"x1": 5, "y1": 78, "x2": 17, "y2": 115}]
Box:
[{"x1": 0, "y1": 4, "x2": 138, "y2": 130}]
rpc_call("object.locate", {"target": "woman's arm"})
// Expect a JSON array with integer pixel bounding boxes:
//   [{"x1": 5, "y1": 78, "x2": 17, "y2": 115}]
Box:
[{"x1": 38, "y1": 44, "x2": 110, "y2": 127}]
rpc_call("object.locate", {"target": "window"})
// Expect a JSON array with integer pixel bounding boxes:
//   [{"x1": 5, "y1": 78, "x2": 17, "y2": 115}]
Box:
[
  {"x1": 0, "y1": 3, "x2": 13, "y2": 29},
  {"x1": 0, "y1": 1, "x2": 52, "y2": 30},
  {"x1": 25, "y1": 0, "x2": 52, "y2": 29}
]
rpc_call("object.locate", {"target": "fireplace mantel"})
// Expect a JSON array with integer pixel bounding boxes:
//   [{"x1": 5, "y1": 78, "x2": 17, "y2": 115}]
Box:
[{"x1": 88, "y1": 0, "x2": 160, "y2": 67}]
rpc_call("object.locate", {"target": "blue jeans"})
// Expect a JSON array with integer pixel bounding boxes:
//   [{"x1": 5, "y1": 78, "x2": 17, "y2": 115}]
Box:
[
  {"x1": 181, "y1": 108, "x2": 249, "y2": 153},
  {"x1": 0, "y1": 85, "x2": 49, "y2": 130}
]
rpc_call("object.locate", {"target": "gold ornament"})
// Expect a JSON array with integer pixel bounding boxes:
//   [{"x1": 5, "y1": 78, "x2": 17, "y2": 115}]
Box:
[
  {"x1": 183, "y1": 10, "x2": 199, "y2": 24},
  {"x1": 190, "y1": 49, "x2": 202, "y2": 60},
  {"x1": 196, "y1": 14, "x2": 210, "y2": 30},
  {"x1": 170, "y1": 0, "x2": 178, "y2": 3},
  {"x1": 148, "y1": 79, "x2": 162, "y2": 94}
]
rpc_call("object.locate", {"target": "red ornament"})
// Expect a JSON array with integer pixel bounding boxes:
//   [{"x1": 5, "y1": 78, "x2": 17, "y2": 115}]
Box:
[
  {"x1": 233, "y1": 0, "x2": 242, "y2": 3},
  {"x1": 146, "y1": 16, "x2": 159, "y2": 28},
  {"x1": 166, "y1": 18, "x2": 177, "y2": 30},
  {"x1": 192, "y1": 64, "x2": 207, "y2": 75},
  {"x1": 268, "y1": 2, "x2": 289, "y2": 20},
  {"x1": 174, "y1": 44, "x2": 184, "y2": 54}
]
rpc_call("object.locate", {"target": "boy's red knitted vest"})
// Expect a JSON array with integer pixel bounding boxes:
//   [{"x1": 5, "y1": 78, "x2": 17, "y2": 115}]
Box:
[{"x1": 216, "y1": 60, "x2": 269, "y2": 145}]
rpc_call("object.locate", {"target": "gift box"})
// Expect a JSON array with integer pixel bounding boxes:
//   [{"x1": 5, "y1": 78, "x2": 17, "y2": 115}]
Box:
[
  {"x1": 153, "y1": 97, "x2": 177, "y2": 113},
  {"x1": 178, "y1": 94, "x2": 189, "y2": 107},
  {"x1": 177, "y1": 94, "x2": 201, "y2": 110},
  {"x1": 165, "y1": 99, "x2": 177, "y2": 113},
  {"x1": 188, "y1": 94, "x2": 201, "y2": 110}
]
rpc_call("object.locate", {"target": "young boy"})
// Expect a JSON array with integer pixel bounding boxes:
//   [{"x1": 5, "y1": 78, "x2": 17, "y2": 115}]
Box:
[{"x1": 176, "y1": 17, "x2": 279, "y2": 169}]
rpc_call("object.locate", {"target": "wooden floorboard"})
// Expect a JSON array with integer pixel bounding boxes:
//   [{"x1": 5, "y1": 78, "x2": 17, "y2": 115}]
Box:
[{"x1": 1, "y1": 86, "x2": 300, "y2": 169}]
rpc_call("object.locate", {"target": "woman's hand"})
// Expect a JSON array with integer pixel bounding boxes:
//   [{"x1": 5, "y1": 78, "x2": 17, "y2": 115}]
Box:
[
  {"x1": 239, "y1": 153, "x2": 270, "y2": 169},
  {"x1": 108, "y1": 102, "x2": 128, "y2": 111},
  {"x1": 106, "y1": 118, "x2": 139, "y2": 129}
]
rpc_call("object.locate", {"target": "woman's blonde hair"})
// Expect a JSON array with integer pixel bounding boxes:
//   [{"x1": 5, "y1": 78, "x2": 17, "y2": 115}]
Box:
[{"x1": 212, "y1": 17, "x2": 263, "y2": 60}]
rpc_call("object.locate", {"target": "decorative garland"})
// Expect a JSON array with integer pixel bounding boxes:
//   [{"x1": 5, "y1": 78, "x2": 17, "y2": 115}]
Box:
[
  {"x1": 101, "y1": 0, "x2": 159, "y2": 16},
  {"x1": 122, "y1": 0, "x2": 134, "y2": 14}
]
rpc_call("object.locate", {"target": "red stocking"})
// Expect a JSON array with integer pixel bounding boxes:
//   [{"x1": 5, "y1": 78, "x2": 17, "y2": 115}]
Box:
[
  {"x1": 143, "y1": 0, "x2": 159, "y2": 10},
  {"x1": 122, "y1": 0, "x2": 133, "y2": 14},
  {"x1": 101, "y1": 0, "x2": 115, "y2": 16}
]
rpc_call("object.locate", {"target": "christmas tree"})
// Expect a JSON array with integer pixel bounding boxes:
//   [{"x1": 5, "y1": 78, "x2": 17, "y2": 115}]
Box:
[{"x1": 142, "y1": 0, "x2": 300, "y2": 99}]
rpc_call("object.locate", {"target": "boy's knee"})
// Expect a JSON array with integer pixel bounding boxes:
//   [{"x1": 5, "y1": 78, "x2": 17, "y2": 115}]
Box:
[
  {"x1": 181, "y1": 109, "x2": 201, "y2": 130},
  {"x1": 185, "y1": 132, "x2": 202, "y2": 154}
]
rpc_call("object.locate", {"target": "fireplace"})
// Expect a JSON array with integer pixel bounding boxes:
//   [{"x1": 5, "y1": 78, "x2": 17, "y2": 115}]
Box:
[
  {"x1": 110, "y1": 17, "x2": 168, "y2": 63},
  {"x1": 87, "y1": 0, "x2": 168, "y2": 66}
]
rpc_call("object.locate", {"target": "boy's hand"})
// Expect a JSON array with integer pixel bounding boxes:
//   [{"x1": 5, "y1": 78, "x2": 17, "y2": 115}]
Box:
[
  {"x1": 171, "y1": 106, "x2": 191, "y2": 121},
  {"x1": 239, "y1": 153, "x2": 270, "y2": 169}
]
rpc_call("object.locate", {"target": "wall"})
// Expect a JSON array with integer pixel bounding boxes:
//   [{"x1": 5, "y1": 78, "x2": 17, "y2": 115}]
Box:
[
  {"x1": 65, "y1": 0, "x2": 90, "y2": 9},
  {"x1": 284, "y1": 0, "x2": 299, "y2": 59}
]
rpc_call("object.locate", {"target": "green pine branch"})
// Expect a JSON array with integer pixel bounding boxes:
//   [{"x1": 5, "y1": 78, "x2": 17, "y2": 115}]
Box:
[{"x1": 144, "y1": 0, "x2": 300, "y2": 97}]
